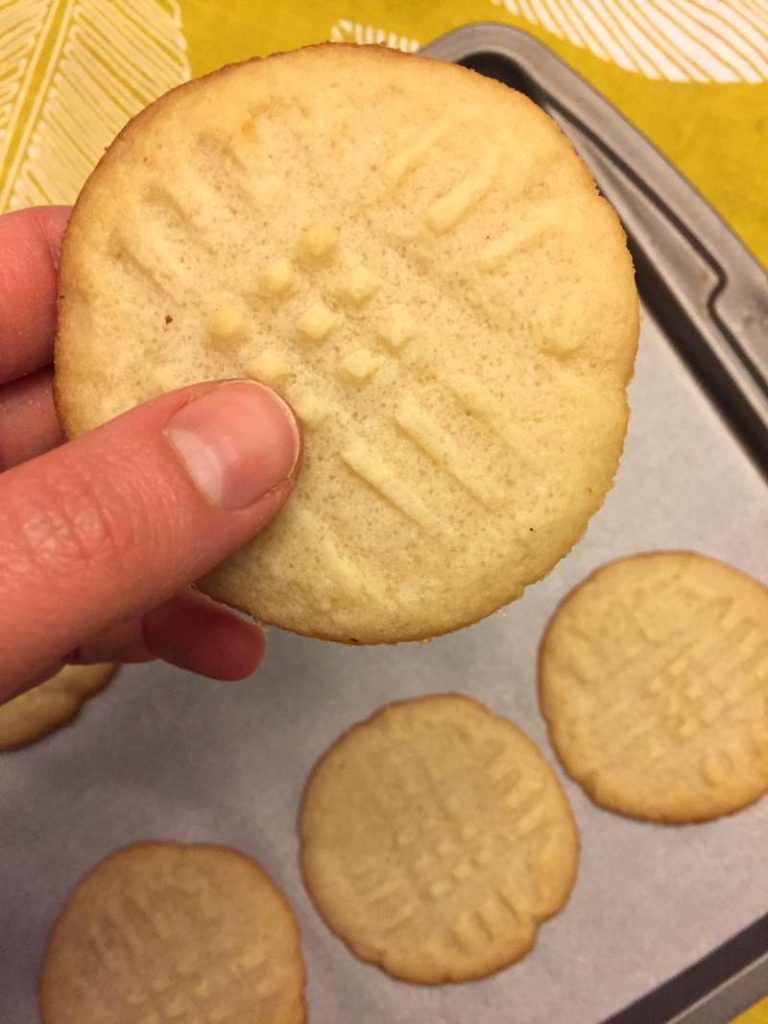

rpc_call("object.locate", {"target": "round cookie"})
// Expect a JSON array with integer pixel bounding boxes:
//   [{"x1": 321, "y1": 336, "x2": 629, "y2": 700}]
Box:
[
  {"x1": 56, "y1": 43, "x2": 638, "y2": 644},
  {"x1": 41, "y1": 842, "x2": 306, "y2": 1024},
  {"x1": 539, "y1": 551, "x2": 768, "y2": 823},
  {"x1": 300, "y1": 694, "x2": 579, "y2": 983},
  {"x1": 0, "y1": 664, "x2": 115, "y2": 750}
]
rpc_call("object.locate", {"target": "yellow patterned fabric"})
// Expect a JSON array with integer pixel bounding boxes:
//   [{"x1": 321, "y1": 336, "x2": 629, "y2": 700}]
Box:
[
  {"x1": 0, "y1": 1, "x2": 189, "y2": 210},
  {"x1": 735, "y1": 997, "x2": 768, "y2": 1024},
  {"x1": 2, "y1": 0, "x2": 767, "y2": 266}
]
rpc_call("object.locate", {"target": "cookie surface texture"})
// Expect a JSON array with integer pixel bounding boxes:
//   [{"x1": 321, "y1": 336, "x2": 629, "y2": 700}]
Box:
[
  {"x1": 41, "y1": 842, "x2": 306, "y2": 1024},
  {"x1": 0, "y1": 664, "x2": 115, "y2": 750},
  {"x1": 539, "y1": 551, "x2": 768, "y2": 823},
  {"x1": 300, "y1": 694, "x2": 579, "y2": 982},
  {"x1": 56, "y1": 43, "x2": 638, "y2": 643}
]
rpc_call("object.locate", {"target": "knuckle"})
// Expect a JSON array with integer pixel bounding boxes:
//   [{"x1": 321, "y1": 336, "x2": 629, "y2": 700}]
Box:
[{"x1": 2, "y1": 470, "x2": 133, "y2": 585}]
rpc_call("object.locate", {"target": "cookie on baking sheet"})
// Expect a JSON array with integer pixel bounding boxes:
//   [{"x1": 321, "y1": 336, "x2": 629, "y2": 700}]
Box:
[
  {"x1": 0, "y1": 664, "x2": 115, "y2": 750},
  {"x1": 300, "y1": 694, "x2": 578, "y2": 983},
  {"x1": 539, "y1": 551, "x2": 768, "y2": 823},
  {"x1": 56, "y1": 43, "x2": 638, "y2": 644},
  {"x1": 41, "y1": 842, "x2": 306, "y2": 1024}
]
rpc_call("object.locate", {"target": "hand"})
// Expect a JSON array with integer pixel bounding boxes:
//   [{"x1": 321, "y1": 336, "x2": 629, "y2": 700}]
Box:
[{"x1": 0, "y1": 207, "x2": 300, "y2": 701}]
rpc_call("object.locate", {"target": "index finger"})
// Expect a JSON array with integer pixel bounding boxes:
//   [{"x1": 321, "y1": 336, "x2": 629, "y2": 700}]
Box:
[{"x1": 0, "y1": 206, "x2": 71, "y2": 385}]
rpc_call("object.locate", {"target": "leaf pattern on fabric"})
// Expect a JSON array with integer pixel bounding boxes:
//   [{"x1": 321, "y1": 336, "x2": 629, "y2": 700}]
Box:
[
  {"x1": 490, "y1": 0, "x2": 768, "y2": 82},
  {"x1": 0, "y1": 0, "x2": 190, "y2": 211},
  {"x1": 330, "y1": 18, "x2": 420, "y2": 53}
]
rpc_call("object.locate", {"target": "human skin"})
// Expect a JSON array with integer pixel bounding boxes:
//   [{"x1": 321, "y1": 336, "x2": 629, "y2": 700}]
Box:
[{"x1": 0, "y1": 206, "x2": 301, "y2": 701}]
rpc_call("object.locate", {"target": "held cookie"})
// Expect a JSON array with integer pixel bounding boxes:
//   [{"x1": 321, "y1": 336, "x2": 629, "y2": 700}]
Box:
[
  {"x1": 56, "y1": 43, "x2": 638, "y2": 644},
  {"x1": 300, "y1": 694, "x2": 579, "y2": 983},
  {"x1": 0, "y1": 664, "x2": 115, "y2": 750},
  {"x1": 41, "y1": 842, "x2": 306, "y2": 1024},
  {"x1": 539, "y1": 552, "x2": 768, "y2": 823}
]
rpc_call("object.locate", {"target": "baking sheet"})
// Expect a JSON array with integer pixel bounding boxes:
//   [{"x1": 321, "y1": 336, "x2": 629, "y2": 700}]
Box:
[{"x1": 1, "y1": 310, "x2": 766, "y2": 1024}]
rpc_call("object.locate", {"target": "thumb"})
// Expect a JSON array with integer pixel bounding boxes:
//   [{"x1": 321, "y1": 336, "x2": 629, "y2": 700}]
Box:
[{"x1": 0, "y1": 380, "x2": 300, "y2": 693}]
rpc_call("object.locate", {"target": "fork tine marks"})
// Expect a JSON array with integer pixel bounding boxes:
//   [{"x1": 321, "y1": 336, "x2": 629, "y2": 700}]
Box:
[
  {"x1": 340, "y1": 441, "x2": 449, "y2": 540},
  {"x1": 394, "y1": 398, "x2": 505, "y2": 509}
]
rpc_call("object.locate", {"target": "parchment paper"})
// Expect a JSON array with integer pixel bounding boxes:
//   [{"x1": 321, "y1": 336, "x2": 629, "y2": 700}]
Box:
[{"x1": 1, "y1": 312, "x2": 766, "y2": 1023}]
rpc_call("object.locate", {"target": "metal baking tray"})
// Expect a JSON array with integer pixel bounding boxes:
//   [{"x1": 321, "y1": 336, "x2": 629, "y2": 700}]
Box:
[{"x1": 1, "y1": 23, "x2": 766, "y2": 1024}]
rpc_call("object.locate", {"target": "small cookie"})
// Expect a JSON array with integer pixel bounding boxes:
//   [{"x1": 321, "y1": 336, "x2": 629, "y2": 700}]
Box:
[
  {"x1": 0, "y1": 664, "x2": 115, "y2": 750},
  {"x1": 56, "y1": 44, "x2": 638, "y2": 644},
  {"x1": 41, "y1": 842, "x2": 306, "y2": 1024},
  {"x1": 539, "y1": 551, "x2": 768, "y2": 823},
  {"x1": 300, "y1": 694, "x2": 578, "y2": 983}
]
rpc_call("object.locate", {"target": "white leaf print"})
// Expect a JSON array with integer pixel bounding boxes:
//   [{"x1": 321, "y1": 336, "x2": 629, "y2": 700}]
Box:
[
  {"x1": 0, "y1": 0, "x2": 190, "y2": 211},
  {"x1": 330, "y1": 18, "x2": 420, "y2": 54},
  {"x1": 490, "y1": 0, "x2": 768, "y2": 82}
]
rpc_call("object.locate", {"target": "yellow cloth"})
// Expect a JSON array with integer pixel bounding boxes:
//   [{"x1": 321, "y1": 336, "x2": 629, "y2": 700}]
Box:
[
  {"x1": 2, "y1": 0, "x2": 766, "y2": 266},
  {"x1": 737, "y1": 997, "x2": 768, "y2": 1024},
  {"x1": 0, "y1": 6, "x2": 766, "y2": 1019}
]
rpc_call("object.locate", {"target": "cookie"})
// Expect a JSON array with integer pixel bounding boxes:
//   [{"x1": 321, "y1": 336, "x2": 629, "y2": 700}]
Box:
[
  {"x1": 0, "y1": 664, "x2": 115, "y2": 750},
  {"x1": 41, "y1": 842, "x2": 306, "y2": 1024},
  {"x1": 300, "y1": 694, "x2": 578, "y2": 983},
  {"x1": 539, "y1": 551, "x2": 768, "y2": 823},
  {"x1": 56, "y1": 43, "x2": 638, "y2": 644}
]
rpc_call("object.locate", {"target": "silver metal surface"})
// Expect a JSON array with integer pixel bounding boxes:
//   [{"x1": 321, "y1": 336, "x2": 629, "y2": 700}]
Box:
[
  {"x1": 672, "y1": 950, "x2": 768, "y2": 1024},
  {"x1": 1, "y1": 311, "x2": 766, "y2": 1023}
]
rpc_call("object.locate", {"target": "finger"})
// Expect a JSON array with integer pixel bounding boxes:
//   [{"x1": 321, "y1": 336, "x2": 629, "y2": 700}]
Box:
[
  {"x1": 0, "y1": 207, "x2": 71, "y2": 384},
  {"x1": 144, "y1": 591, "x2": 266, "y2": 680},
  {"x1": 0, "y1": 366, "x2": 63, "y2": 470},
  {"x1": 0, "y1": 379, "x2": 300, "y2": 697},
  {"x1": 68, "y1": 616, "x2": 151, "y2": 665},
  {"x1": 71, "y1": 592, "x2": 266, "y2": 681}
]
